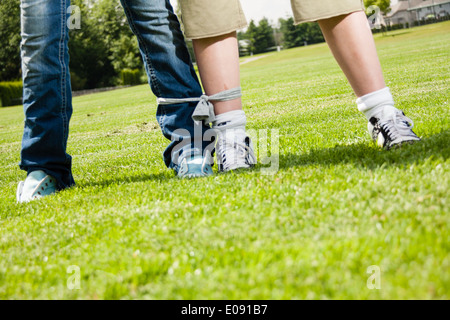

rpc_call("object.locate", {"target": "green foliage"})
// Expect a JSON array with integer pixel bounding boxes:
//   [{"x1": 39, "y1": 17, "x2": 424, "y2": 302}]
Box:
[
  {"x1": 68, "y1": 0, "x2": 143, "y2": 89},
  {"x1": 110, "y1": 35, "x2": 142, "y2": 79},
  {"x1": 279, "y1": 17, "x2": 324, "y2": 49},
  {"x1": 0, "y1": 81, "x2": 22, "y2": 107},
  {"x1": 241, "y1": 18, "x2": 276, "y2": 55},
  {"x1": 0, "y1": 0, "x2": 21, "y2": 82},
  {"x1": 253, "y1": 18, "x2": 276, "y2": 53},
  {"x1": 70, "y1": 72, "x2": 87, "y2": 91},
  {"x1": 121, "y1": 68, "x2": 142, "y2": 86},
  {"x1": 69, "y1": 0, "x2": 129, "y2": 89},
  {"x1": 244, "y1": 20, "x2": 258, "y2": 54},
  {"x1": 88, "y1": 0, "x2": 143, "y2": 80}
]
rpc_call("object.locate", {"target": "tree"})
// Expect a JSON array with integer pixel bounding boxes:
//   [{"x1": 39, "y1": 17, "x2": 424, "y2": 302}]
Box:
[
  {"x1": 279, "y1": 17, "x2": 300, "y2": 48},
  {"x1": 68, "y1": 0, "x2": 116, "y2": 89},
  {"x1": 0, "y1": 0, "x2": 21, "y2": 81},
  {"x1": 109, "y1": 35, "x2": 142, "y2": 75},
  {"x1": 253, "y1": 18, "x2": 275, "y2": 53},
  {"x1": 279, "y1": 17, "x2": 324, "y2": 49},
  {"x1": 304, "y1": 23, "x2": 324, "y2": 44},
  {"x1": 245, "y1": 20, "x2": 258, "y2": 54},
  {"x1": 69, "y1": 0, "x2": 143, "y2": 89},
  {"x1": 241, "y1": 18, "x2": 275, "y2": 55}
]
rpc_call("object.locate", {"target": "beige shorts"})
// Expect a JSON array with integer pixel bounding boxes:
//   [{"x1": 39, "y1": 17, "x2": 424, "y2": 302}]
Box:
[
  {"x1": 179, "y1": 0, "x2": 365, "y2": 39},
  {"x1": 291, "y1": 0, "x2": 365, "y2": 24},
  {"x1": 179, "y1": 0, "x2": 247, "y2": 39}
]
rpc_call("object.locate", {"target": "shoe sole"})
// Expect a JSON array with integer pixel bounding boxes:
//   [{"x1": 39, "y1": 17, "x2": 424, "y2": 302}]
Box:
[
  {"x1": 179, "y1": 173, "x2": 211, "y2": 179},
  {"x1": 16, "y1": 181, "x2": 24, "y2": 203},
  {"x1": 387, "y1": 138, "x2": 421, "y2": 150},
  {"x1": 219, "y1": 163, "x2": 255, "y2": 173}
]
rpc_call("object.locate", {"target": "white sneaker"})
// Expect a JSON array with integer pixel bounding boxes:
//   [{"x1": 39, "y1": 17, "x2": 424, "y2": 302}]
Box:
[
  {"x1": 17, "y1": 170, "x2": 57, "y2": 203},
  {"x1": 368, "y1": 108, "x2": 420, "y2": 150},
  {"x1": 177, "y1": 152, "x2": 214, "y2": 178},
  {"x1": 215, "y1": 128, "x2": 257, "y2": 172}
]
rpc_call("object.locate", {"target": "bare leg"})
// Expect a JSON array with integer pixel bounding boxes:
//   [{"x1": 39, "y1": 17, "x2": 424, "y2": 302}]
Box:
[
  {"x1": 193, "y1": 32, "x2": 242, "y2": 115},
  {"x1": 318, "y1": 11, "x2": 386, "y2": 97},
  {"x1": 319, "y1": 11, "x2": 420, "y2": 147},
  {"x1": 192, "y1": 31, "x2": 255, "y2": 171}
]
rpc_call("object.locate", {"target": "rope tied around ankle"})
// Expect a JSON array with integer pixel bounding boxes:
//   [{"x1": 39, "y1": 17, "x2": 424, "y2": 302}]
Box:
[{"x1": 157, "y1": 87, "x2": 242, "y2": 124}]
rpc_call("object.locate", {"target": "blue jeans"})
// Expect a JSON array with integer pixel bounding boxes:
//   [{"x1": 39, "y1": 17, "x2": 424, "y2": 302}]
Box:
[{"x1": 20, "y1": 0, "x2": 210, "y2": 190}]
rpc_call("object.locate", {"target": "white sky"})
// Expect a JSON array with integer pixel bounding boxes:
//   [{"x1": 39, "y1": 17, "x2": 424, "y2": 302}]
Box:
[
  {"x1": 240, "y1": 0, "x2": 294, "y2": 25},
  {"x1": 173, "y1": 0, "x2": 399, "y2": 26}
]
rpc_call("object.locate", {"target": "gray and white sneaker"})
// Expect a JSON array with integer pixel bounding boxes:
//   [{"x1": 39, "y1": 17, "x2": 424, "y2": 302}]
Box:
[
  {"x1": 368, "y1": 108, "x2": 420, "y2": 150},
  {"x1": 17, "y1": 170, "x2": 57, "y2": 203},
  {"x1": 215, "y1": 128, "x2": 257, "y2": 172}
]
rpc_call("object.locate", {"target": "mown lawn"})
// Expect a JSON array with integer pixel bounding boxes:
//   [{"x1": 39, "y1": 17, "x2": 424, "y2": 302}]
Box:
[{"x1": 0, "y1": 22, "x2": 448, "y2": 299}]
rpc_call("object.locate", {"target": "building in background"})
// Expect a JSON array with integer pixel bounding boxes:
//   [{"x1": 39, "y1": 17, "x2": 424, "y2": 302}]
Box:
[{"x1": 385, "y1": 0, "x2": 450, "y2": 26}]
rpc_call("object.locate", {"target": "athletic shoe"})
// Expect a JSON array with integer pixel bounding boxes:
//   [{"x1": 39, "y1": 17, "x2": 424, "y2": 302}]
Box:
[
  {"x1": 17, "y1": 170, "x2": 57, "y2": 203},
  {"x1": 368, "y1": 108, "x2": 420, "y2": 149},
  {"x1": 177, "y1": 153, "x2": 213, "y2": 178},
  {"x1": 215, "y1": 128, "x2": 257, "y2": 172}
]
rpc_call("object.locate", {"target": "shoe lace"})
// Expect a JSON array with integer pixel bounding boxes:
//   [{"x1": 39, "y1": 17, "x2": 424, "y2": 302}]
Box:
[
  {"x1": 379, "y1": 111, "x2": 415, "y2": 141},
  {"x1": 216, "y1": 136, "x2": 255, "y2": 171}
]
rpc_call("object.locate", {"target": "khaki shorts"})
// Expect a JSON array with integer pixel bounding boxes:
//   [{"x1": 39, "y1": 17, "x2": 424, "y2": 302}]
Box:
[
  {"x1": 179, "y1": 0, "x2": 247, "y2": 39},
  {"x1": 179, "y1": 0, "x2": 365, "y2": 39},
  {"x1": 291, "y1": 0, "x2": 365, "y2": 24}
]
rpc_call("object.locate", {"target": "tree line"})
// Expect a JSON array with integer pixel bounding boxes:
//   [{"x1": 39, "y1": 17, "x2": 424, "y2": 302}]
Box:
[
  {"x1": 0, "y1": 0, "x2": 389, "y2": 90},
  {"x1": 237, "y1": 17, "x2": 325, "y2": 56}
]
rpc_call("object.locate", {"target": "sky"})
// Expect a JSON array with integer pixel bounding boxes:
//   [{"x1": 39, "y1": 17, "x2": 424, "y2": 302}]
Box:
[
  {"x1": 240, "y1": 0, "x2": 294, "y2": 25},
  {"x1": 173, "y1": 0, "x2": 399, "y2": 27}
]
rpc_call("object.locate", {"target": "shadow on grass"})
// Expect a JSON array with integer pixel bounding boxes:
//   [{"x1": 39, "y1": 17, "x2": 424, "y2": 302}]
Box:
[
  {"x1": 384, "y1": 31, "x2": 412, "y2": 37},
  {"x1": 279, "y1": 130, "x2": 449, "y2": 170},
  {"x1": 76, "y1": 130, "x2": 449, "y2": 188}
]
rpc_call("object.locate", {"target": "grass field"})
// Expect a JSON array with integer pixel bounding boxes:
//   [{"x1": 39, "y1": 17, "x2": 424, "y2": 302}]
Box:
[{"x1": 0, "y1": 22, "x2": 449, "y2": 299}]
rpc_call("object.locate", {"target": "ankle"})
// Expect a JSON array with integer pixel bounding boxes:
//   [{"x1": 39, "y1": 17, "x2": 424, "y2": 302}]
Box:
[
  {"x1": 213, "y1": 110, "x2": 246, "y2": 130},
  {"x1": 356, "y1": 87, "x2": 397, "y2": 120}
]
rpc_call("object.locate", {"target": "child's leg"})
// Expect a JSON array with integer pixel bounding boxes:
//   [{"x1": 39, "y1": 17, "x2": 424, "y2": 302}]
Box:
[
  {"x1": 317, "y1": 11, "x2": 385, "y2": 97},
  {"x1": 192, "y1": 33, "x2": 256, "y2": 171},
  {"x1": 179, "y1": 0, "x2": 256, "y2": 171},
  {"x1": 317, "y1": 11, "x2": 420, "y2": 148},
  {"x1": 290, "y1": 0, "x2": 419, "y2": 148},
  {"x1": 193, "y1": 32, "x2": 242, "y2": 115}
]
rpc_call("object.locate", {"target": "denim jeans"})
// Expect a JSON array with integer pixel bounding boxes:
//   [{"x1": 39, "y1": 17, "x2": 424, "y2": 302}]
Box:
[{"x1": 20, "y1": 0, "x2": 210, "y2": 190}]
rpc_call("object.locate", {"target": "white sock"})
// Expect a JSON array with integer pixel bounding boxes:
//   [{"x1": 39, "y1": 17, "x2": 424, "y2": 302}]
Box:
[
  {"x1": 356, "y1": 87, "x2": 397, "y2": 120},
  {"x1": 212, "y1": 110, "x2": 246, "y2": 130}
]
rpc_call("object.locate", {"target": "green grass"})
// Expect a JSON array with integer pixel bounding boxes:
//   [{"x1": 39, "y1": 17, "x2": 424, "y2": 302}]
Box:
[{"x1": 0, "y1": 22, "x2": 449, "y2": 299}]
